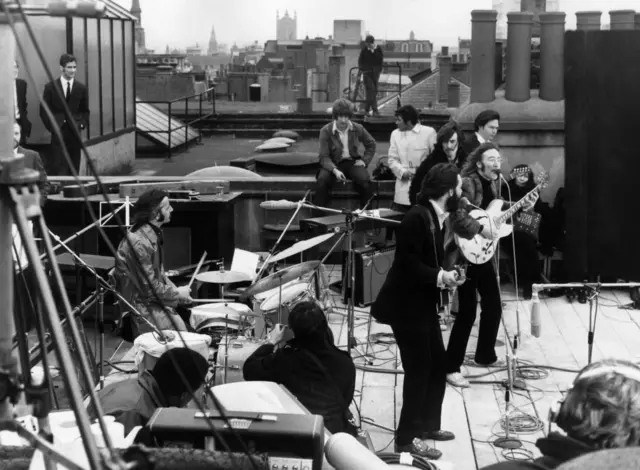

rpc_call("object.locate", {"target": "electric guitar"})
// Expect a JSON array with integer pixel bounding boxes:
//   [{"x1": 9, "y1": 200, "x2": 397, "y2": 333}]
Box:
[{"x1": 455, "y1": 171, "x2": 549, "y2": 265}]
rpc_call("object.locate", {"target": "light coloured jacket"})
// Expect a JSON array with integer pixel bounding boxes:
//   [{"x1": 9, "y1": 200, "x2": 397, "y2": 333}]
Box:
[
  {"x1": 387, "y1": 123, "x2": 436, "y2": 205},
  {"x1": 114, "y1": 224, "x2": 186, "y2": 338}
]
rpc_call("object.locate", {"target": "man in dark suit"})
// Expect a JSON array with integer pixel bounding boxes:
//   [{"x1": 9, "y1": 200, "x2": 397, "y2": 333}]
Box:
[
  {"x1": 40, "y1": 53, "x2": 90, "y2": 176},
  {"x1": 463, "y1": 109, "x2": 500, "y2": 155},
  {"x1": 370, "y1": 163, "x2": 477, "y2": 460},
  {"x1": 357, "y1": 35, "x2": 383, "y2": 116},
  {"x1": 14, "y1": 61, "x2": 31, "y2": 145}
]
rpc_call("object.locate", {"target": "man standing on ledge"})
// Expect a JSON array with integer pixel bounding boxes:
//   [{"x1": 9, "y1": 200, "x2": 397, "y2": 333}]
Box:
[
  {"x1": 40, "y1": 53, "x2": 90, "y2": 176},
  {"x1": 315, "y1": 98, "x2": 376, "y2": 209},
  {"x1": 358, "y1": 35, "x2": 383, "y2": 116}
]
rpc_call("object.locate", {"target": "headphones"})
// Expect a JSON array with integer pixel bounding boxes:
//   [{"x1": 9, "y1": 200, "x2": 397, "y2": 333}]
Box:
[{"x1": 548, "y1": 363, "x2": 640, "y2": 432}]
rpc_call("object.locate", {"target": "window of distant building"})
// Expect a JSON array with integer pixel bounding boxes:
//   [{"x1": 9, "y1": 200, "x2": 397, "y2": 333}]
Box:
[
  {"x1": 402, "y1": 43, "x2": 409, "y2": 52},
  {"x1": 416, "y1": 43, "x2": 423, "y2": 52}
]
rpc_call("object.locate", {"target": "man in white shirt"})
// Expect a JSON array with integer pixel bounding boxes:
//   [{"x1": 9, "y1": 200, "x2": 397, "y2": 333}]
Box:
[{"x1": 387, "y1": 105, "x2": 436, "y2": 213}]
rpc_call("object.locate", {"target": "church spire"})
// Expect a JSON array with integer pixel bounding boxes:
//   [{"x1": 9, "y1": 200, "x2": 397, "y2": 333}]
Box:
[{"x1": 130, "y1": 0, "x2": 141, "y2": 22}]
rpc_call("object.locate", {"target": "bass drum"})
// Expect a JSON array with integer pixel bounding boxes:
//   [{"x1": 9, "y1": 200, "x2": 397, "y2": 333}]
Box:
[{"x1": 214, "y1": 336, "x2": 266, "y2": 385}]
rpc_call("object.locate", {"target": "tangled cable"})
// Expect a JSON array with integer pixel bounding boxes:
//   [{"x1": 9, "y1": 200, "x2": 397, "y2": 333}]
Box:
[{"x1": 376, "y1": 452, "x2": 439, "y2": 469}]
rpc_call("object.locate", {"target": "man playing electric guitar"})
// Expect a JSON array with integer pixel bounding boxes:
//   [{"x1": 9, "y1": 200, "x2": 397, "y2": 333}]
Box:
[{"x1": 445, "y1": 142, "x2": 538, "y2": 388}]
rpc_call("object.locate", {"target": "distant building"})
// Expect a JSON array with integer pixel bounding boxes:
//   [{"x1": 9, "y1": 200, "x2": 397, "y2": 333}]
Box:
[
  {"x1": 384, "y1": 31, "x2": 434, "y2": 75},
  {"x1": 186, "y1": 44, "x2": 203, "y2": 56},
  {"x1": 333, "y1": 20, "x2": 362, "y2": 44},
  {"x1": 208, "y1": 25, "x2": 219, "y2": 55},
  {"x1": 277, "y1": 10, "x2": 297, "y2": 41},
  {"x1": 131, "y1": 0, "x2": 146, "y2": 53}
]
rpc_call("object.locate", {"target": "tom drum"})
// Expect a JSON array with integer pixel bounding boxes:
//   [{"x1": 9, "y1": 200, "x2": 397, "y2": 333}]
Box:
[
  {"x1": 133, "y1": 331, "x2": 212, "y2": 375},
  {"x1": 214, "y1": 336, "x2": 266, "y2": 384}
]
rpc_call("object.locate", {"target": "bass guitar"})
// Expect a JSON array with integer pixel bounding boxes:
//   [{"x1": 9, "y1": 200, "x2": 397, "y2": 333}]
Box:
[{"x1": 455, "y1": 172, "x2": 549, "y2": 265}]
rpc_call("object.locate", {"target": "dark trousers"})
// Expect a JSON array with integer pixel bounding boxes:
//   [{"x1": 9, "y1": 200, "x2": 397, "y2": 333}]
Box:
[
  {"x1": 315, "y1": 159, "x2": 373, "y2": 209},
  {"x1": 362, "y1": 73, "x2": 379, "y2": 114},
  {"x1": 14, "y1": 266, "x2": 38, "y2": 333},
  {"x1": 392, "y1": 316, "x2": 447, "y2": 446},
  {"x1": 51, "y1": 122, "x2": 81, "y2": 176},
  {"x1": 446, "y1": 260, "x2": 502, "y2": 373},
  {"x1": 502, "y1": 231, "x2": 541, "y2": 296}
]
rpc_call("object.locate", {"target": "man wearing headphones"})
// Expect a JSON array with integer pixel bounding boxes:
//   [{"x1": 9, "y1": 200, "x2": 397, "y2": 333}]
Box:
[{"x1": 481, "y1": 358, "x2": 640, "y2": 469}]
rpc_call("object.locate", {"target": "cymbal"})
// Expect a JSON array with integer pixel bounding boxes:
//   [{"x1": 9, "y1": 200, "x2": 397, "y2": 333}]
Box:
[
  {"x1": 270, "y1": 233, "x2": 335, "y2": 263},
  {"x1": 242, "y1": 261, "x2": 320, "y2": 298},
  {"x1": 192, "y1": 306, "x2": 263, "y2": 319},
  {"x1": 195, "y1": 270, "x2": 252, "y2": 284}
]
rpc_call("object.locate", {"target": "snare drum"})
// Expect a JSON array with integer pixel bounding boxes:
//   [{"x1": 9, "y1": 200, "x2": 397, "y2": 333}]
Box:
[
  {"x1": 133, "y1": 331, "x2": 212, "y2": 375},
  {"x1": 215, "y1": 336, "x2": 266, "y2": 384},
  {"x1": 259, "y1": 282, "x2": 315, "y2": 327}
]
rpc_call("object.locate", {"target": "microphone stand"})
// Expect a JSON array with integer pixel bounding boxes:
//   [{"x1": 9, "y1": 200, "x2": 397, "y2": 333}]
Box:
[
  {"x1": 254, "y1": 189, "x2": 312, "y2": 280},
  {"x1": 586, "y1": 276, "x2": 602, "y2": 365}
]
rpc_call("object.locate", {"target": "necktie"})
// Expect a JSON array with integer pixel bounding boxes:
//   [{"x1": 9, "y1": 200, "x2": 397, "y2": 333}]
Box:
[
  {"x1": 66, "y1": 82, "x2": 71, "y2": 101},
  {"x1": 14, "y1": 83, "x2": 19, "y2": 119}
]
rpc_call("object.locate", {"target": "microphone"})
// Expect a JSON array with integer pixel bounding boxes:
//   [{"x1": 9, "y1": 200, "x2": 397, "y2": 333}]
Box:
[
  {"x1": 259, "y1": 200, "x2": 298, "y2": 210},
  {"x1": 325, "y1": 433, "x2": 388, "y2": 470},
  {"x1": 530, "y1": 291, "x2": 541, "y2": 338}
]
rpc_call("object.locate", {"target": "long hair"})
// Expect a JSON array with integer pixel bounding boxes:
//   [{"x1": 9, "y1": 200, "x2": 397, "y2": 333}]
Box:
[
  {"x1": 151, "y1": 347, "x2": 209, "y2": 400},
  {"x1": 332, "y1": 98, "x2": 354, "y2": 120},
  {"x1": 288, "y1": 301, "x2": 334, "y2": 348},
  {"x1": 131, "y1": 189, "x2": 168, "y2": 231},
  {"x1": 416, "y1": 162, "x2": 459, "y2": 206},
  {"x1": 436, "y1": 121, "x2": 464, "y2": 149},
  {"x1": 557, "y1": 358, "x2": 640, "y2": 449},
  {"x1": 461, "y1": 141, "x2": 500, "y2": 177}
]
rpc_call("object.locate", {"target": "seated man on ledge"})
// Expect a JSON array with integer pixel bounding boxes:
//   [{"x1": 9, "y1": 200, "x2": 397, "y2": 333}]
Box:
[
  {"x1": 87, "y1": 347, "x2": 208, "y2": 436},
  {"x1": 243, "y1": 301, "x2": 357, "y2": 435},
  {"x1": 114, "y1": 189, "x2": 193, "y2": 339},
  {"x1": 315, "y1": 98, "x2": 376, "y2": 209}
]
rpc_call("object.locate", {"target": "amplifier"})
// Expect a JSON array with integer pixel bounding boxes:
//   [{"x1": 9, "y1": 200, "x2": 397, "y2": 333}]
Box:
[
  {"x1": 146, "y1": 407, "x2": 325, "y2": 470},
  {"x1": 344, "y1": 242, "x2": 395, "y2": 307}
]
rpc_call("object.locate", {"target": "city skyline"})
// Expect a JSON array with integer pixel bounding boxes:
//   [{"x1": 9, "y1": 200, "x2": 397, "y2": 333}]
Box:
[{"x1": 123, "y1": 0, "x2": 640, "y2": 53}]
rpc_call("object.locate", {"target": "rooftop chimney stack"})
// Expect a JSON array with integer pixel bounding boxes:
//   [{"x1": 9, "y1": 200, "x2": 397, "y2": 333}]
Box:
[
  {"x1": 609, "y1": 10, "x2": 636, "y2": 30},
  {"x1": 438, "y1": 55, "x2": 452, "y2": 105},
  {"x1": 470, "y1": 10, "x2": 498, "y2": 103},
  {"x1": 448, "y1": 82, "x2": 461, "y2": 108},
  {"x1": 539, "y1": 12, "x2": 565, "y2": 102},
  {"x1": 505, "y1": 12, "x2": 533, "y2": 103},
  {"x1": 576, "y1": 11, "x2": 602, "y2": 31}
]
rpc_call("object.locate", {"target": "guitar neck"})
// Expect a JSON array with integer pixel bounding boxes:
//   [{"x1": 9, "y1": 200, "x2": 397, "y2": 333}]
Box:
[{"x1": 497, "y1": 185, "x2": 541, "y2": 224}]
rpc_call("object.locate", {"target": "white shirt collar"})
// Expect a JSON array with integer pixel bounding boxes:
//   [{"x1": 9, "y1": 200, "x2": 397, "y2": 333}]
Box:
[
  {"x1": 333, "y1": 120, "x2": 353, "y2": 134},
  {"x1": 408, "y1": 123, "x2": 423, "y2": 134},
  {"x1": 60, "y1": 76, "x2": 74, "y2": 88},
  {"x1": 429, "y1": 200, "x2": 448, "y2": 227},
  {"x1": 475, "y1": 132, "x2": 486, "y2": 144}
]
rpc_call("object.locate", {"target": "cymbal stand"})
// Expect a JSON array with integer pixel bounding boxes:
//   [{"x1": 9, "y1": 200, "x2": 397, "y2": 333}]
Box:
[
  {"x1": 586, "y1": 277, "x2": 602, "y2": 365},
  {"x1": 255, "y1": 190, "x2": 311, "y2": 280}
]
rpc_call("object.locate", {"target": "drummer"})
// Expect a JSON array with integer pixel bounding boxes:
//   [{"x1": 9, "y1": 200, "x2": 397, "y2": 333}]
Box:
[
  {"x1": 114, "y1": 189, "x2": 194, "y2": 339},
  {"x1": 243, "y1": 301, "x2": 357, "y2": 435}
]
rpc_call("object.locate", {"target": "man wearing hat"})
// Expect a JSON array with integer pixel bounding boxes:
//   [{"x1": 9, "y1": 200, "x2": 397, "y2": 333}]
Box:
[
  {"x1": 114, "y1": 189, "x2": 193, "y2": 339},
  {"x1": 358, "y1": 34, "x2": 384, "y2": 116}
]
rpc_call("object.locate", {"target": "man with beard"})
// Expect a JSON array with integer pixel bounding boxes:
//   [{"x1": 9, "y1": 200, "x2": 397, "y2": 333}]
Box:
[
  {"x1": 409, "y1": 121, "x2": 468, "y2": 206},
  {"x1": 370, "y1": 163, "x2": 478, "y2": 460},
  {"x1": 387, "y1": 105, "x2": 436, "y2": 213},
  {"x1": 315, "y1": 98, "x2": 376, "y2": 209},
  {"x1": 114, "y1": 189, "x2": 193, "y2": 339},
  {"x1": 464, "y1": 110, "x2": 500, "y2": 155},
  {"x1": 445, "y1": 143, "x2": 538, "y2": 388}
]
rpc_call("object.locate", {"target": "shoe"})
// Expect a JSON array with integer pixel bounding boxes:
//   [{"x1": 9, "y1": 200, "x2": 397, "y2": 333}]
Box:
[
  {"x1": 395, "y1": 438, "x2": 442, "y2": 460},
  {"x1": 474, "y1": 358, "x2": 507, "y2": 368},
  {"x1": 422, "y1": 430, "x2": 455, "y2": 441},
  {"x1": 446, "y1": 372, "x2": 470, "y2": 388}
]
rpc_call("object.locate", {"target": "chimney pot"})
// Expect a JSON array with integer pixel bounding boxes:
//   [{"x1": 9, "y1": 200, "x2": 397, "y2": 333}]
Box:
[
  {"x1": 539, "y1": 12, "x2": 565, "y2": 102},
  {"x1": 505, "y1": 11, "x2": 534, "y2": 103},
  {"x1": 609, "y1": 10, "x2": 636, "y2": 30},
  {"x1": 438, "y1": 55, "x2": 452, "y2": 105},
  {"x1": 470, "y1": 10, "x2": 498, "y2": 103},
  {"x1": 576, "y1": 11, "x2": 602, "y2": 31}
]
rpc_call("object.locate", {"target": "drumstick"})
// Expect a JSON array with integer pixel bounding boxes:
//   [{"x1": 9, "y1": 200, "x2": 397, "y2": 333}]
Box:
[{"x1": 188, "y1": 251, "x2": 208, "y2": 290}]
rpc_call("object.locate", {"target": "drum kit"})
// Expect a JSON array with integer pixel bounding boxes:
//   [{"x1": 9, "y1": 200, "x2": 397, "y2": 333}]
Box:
[{"x1": 189, "y1": 233, "x2": 332, "y2": 385}]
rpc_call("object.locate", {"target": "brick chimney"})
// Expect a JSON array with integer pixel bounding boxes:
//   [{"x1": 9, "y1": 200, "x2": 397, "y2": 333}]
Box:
[
  {"x1": 576, "y1": 11, "x2": 602, "y2": 31},
  {"x1": 438, "y1": 55, "x2": 452, "y2": 104},
  {"x1": 505, "y1": 12, "x2": 533, "y2": 103},
  {"x1": 441, "y1": 46, "x2": 449, "y2": 56},
  {"x1": 448, "y1": 82, "x2": 461, "y2": 108},
  {"x1": 609, "y1": 10, "x2": 636, "y2": 30},
  {"x1": 470, "y1": 10, "x2": 498, "y2": 103},
  {"x1": 539, "y1": 12, "x2": 565, "y2": 102}
]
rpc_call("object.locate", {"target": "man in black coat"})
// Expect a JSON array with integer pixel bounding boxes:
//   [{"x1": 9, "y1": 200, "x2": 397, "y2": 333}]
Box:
[
  {"x1": 40, "y1": 53, "x2": 90, "y2": 176},
  {"x1": 409, "y1": 121, "x2": 468, "y2": 206},
  {"x1": 14, "y1": 61, "x2": 31, "y2": 145},
  {"x1": 358, "y1": 35, "x2": 383, "y2": 116},
  {"x1": 463, "y1": 109, "x2": 500, "y2": 156},
  {"x1": 370, "y1": 163, "x2": 478, "y2": 460}
]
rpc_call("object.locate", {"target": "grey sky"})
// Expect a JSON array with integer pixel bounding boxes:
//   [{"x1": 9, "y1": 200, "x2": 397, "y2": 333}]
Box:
[{"x1": 122, "y1": 0, "x2": 640, "y2": 52}]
